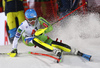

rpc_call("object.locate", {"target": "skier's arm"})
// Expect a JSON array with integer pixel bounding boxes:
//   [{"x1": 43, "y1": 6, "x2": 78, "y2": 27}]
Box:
[
  {"x1": 44, "y1": 25, "x2": 53, "y2": 33},
  {"x1": 38, "y1": 17, "x2": 53, "y2": 33},
  {"x1": 8, "y1": 23, "x2": 25, "y2": 57},
  {"x1": 12, "y1": 23, "x2": 25, "y2": 49}
]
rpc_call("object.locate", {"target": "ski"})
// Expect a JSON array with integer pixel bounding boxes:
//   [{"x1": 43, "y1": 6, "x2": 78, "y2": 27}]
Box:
[
  {"x1": 0, "y1": 53, "x2": 8, "y2": 55},
  {"x1": 0, "y1": 52, "x2": 26, "y2": 57},
  {"x1": 0, "y1": 52, "x2": 60, "y2": 63},
  {"x1": 0, "y1": 52, "x2": 91, "y2": 62},
  {"x1": 28, "y1": 52, "x2": 61, "y2": 63}
]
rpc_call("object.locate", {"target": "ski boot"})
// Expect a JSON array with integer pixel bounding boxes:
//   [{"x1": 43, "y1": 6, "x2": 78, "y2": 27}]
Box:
[{"x1": 77, "y1": 51, "x2": 92, "y2": 61}]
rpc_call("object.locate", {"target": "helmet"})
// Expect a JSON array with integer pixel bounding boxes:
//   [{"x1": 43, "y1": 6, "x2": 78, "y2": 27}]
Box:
[{"x1": 25, "y1": 9, "x2": 37, "y2": 19}]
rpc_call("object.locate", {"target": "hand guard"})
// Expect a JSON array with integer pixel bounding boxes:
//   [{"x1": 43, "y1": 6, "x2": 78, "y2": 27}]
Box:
[
  {"x1": 25, "y1": 37, "x2": 34, "y2": 44},
  {"x1": 35, "y1": 28, "x2": 47, "y2": 36},
  {"x1": 8, "y1": 49, "x2": 17, "y2": 57}
]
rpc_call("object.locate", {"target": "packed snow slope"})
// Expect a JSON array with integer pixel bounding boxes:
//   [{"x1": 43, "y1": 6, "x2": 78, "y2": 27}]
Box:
[{"x1": 0, "y1": 13, "x2": 100, "y2": 68}]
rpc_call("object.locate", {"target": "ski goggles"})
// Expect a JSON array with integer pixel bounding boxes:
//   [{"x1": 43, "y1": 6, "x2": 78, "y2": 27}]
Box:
[{"x1": 28, "y1": 18, "x2": 36, "y2": 22}]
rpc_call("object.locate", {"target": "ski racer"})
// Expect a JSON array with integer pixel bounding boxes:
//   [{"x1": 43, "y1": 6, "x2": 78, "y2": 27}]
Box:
[{"x1": 9, "y1": 9, "x2": 92, "y2": 61}]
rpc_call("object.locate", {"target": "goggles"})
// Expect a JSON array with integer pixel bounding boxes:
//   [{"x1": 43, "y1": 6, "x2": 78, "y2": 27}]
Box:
[{"x1": 28, "y1": 18, "x2": 36, "y2": 22}]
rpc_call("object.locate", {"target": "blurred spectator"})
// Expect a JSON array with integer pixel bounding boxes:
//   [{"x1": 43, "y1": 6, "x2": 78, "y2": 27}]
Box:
[
  {"x1": 0, "y1": 0, "x2": 3, "y2": 12},
  {"x1": 2, "y1": 0, "x2": 25, "y2": 43},
  {"x1": 78, "y1": 0, "x2": 100, "y2": 14},
  {"x1": 87, "y1": 0, "x2": 100, "y2": 14},
  {"x1": 28, "y1": 0, "x2": 58, "y2": 22},
  {"x1": 78, "y1": 0, "x2": 88, "y2": 14},
  {"x1": 57, "y1": 0, "x2": 80, "y2": 17}
]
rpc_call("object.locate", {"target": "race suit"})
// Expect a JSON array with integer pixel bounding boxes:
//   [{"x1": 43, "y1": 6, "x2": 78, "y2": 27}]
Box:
[{"x1": 13, "y1": 17, "x2": 71, "y2": 52}]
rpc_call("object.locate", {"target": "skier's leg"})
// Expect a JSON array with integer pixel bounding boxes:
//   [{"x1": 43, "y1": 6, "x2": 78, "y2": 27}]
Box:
[
  {"x1": 51, "y1": 41, "x2": 71, "y2": 52},
  {"x1": 51, "y1": 41, "x2": 92, "y2": 61},
  {"x1": 33, "y1": 38, "x2": 61, "y2": 56},
  {"x1": 33, "y1": 38, "x2": 53, "y2": 51},
  {"x1": 51, "y1": 41, "x2": 84, "y2": 55}
]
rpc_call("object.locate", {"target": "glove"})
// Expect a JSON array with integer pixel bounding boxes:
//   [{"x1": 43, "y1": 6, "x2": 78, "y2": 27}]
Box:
[{"x1": 8, "y1": 49, "x2": 17, "y2": 57}]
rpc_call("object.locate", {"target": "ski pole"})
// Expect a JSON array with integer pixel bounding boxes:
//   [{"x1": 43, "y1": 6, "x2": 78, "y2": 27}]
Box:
[
  {"x1": 29, "y1": 52, "x2": 60, "y2": 62},
  {"x1": 51, "y1": 2, "x2": 87, "y2": 26}
]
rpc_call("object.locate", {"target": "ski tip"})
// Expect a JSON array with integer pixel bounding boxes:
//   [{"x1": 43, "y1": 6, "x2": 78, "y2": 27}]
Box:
[
  {"x1": 8, "y1": 53, "x2": 17, "y2": 57},
  {"x1": 89, "y1": 56, "x2": 92, "y2": 61},
  {"x1": 82, "y1": 54, "x2": 92, "y2": 61},
  {"x1": 87, "y1": 55, "x2": 92, "y2": 61}
]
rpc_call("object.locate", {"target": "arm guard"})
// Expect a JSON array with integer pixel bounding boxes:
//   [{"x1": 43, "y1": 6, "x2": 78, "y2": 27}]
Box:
[{"x1": 38, "y1": 17, "x2": 53, "y2": 33}]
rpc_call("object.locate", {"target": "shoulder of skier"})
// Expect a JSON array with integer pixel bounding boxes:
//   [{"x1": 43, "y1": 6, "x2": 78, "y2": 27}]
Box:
[{"x1": 19, "y1": 20, "x2": 28, "y2": 29}]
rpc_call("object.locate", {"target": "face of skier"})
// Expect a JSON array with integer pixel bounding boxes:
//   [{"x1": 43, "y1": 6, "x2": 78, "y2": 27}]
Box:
[{"x1": 28, "y1": 17, "x2": 37, "y2": 25}]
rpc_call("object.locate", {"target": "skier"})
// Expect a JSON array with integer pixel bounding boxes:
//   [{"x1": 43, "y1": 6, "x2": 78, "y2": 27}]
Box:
[{"x1": 9, "y1": 9, "x2": 92, "y2": 61}]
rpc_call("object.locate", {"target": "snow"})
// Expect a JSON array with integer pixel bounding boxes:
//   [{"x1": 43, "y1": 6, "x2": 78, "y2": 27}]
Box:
[{"x1": 0, "y1": 13, "x2": 100, "y2": 68}]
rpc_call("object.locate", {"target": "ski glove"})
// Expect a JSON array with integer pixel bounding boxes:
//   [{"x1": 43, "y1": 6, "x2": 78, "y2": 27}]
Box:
[{"x1": 8, "y1": 49, "x2": 17, "y2": 57}]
